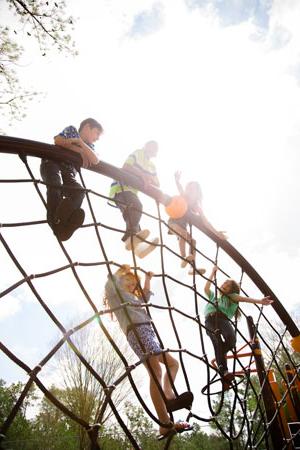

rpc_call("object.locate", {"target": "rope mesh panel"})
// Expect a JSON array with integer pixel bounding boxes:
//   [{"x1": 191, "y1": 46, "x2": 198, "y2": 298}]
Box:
[{"x1": 1, "y1": 139, "x2": 300, "y2": 449}]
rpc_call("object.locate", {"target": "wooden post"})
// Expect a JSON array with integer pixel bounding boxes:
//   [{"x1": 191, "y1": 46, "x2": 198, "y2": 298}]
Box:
[{"x1": 247, "y1": 316, "x2": 285, "y2": 449}]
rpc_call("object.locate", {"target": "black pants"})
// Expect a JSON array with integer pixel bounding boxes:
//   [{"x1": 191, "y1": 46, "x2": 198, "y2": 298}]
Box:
[
  {"x1": 114, "y1": 191, "x2": 142, "y2": 241},
  {"x1": 40, "y1": 160, "x2": 85, "y2": 226},
  {"x1": 205, "y1": 313, "x2": 236, "y2": 375}
]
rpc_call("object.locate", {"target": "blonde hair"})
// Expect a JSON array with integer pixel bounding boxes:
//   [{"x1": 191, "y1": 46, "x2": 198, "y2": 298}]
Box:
[{"x1": 103, "y1": 265, "x2": 141, "y2": 317}]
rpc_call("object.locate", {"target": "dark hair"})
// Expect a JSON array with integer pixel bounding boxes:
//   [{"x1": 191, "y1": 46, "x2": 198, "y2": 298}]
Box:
[
  {"x1": 226, "y1": 279, "x2": 241, "y2": 320},
  {"x1": 226, "y1": 279, "x2": 240, "y2": 295},
  {"x1": 79, "y1": 118, "x2": 103, "y2": 133},
  {"x1": 185, "y1": 181, "x2": 203, "y2": 205}
]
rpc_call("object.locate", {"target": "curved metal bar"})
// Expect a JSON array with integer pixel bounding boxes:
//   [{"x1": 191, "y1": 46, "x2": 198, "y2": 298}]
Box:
[{"x1": 0, "y1": 135, "x2": 298, "y2": 337}]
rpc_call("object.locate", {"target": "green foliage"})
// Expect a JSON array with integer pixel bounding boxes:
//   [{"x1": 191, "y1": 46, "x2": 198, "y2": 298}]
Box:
[
  {"x1": 0, "y1": 378, "x2": 36, "y2": 448},
  {"x1": 210, "y1": 376, "x2": 268, "y2": 450},
  {"x1": 0, "y1": 380, "x2": 230, "y2": 450},
  {"x1": 101, "y1": 404, "x2": 228, "y2": 450}
]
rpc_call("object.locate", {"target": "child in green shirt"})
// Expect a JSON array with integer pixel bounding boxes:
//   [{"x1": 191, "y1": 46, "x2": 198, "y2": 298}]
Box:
[{"x1": 204, "y1": 265, "x2": 273, "y2": 390}]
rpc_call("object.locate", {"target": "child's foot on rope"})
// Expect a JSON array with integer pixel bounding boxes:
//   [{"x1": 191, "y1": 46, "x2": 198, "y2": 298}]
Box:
[
  {"x1": 165, "y1": 391, "x2": 194, "y2": 412},
  {"x1": 180, "y1": 254, "x2": 194, "y2": 268},
  {"x1": 54, "y1": 198, "x2": 75, "y2": 225},
  {"x1": 157, "y1": 421, "x2": 193, "y2": 441},
  {"x1": 222, "y1": 372, "x2": 235, "y2": 391},
  {"x1": 135, "y1": 237, "x2": 159, "y2": 258},
  {"x1": 125, "y1": 229, "x2": 150, "y2": 251},
  {"x1": 188, "y1": 267, "x2": 206, "y2": 276},
  {"x1": 54, "y1": 208, "x2": 85, "y2": 241}
]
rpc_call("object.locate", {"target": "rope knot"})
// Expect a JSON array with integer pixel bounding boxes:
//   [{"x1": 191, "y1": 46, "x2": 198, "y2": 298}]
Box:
[{"x1": 28, "y1": 365, "x2": 42, "y2": 377}]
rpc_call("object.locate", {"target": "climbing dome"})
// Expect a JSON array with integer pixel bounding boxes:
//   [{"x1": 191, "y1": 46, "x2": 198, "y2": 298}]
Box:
[{"x1": 1, "y1": 136, "x2": 300, "y2": 450}]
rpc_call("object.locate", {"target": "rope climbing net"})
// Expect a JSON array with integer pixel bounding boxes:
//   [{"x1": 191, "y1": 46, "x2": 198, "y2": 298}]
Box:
[{"x1": 1, "y1": 136, "x2": 300, "y2": 450}]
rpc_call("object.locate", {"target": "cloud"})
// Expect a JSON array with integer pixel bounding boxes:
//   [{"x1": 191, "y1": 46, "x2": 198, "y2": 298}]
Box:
[
  {"x1": 185, "y1": 0, "x2": 272, "y2": 29},
  {"x1": 0, "y1": 295, "x2": 21, "y2": 320},
  {"x1": 129, "y1": 2, "x2": 164, "y2": 37}
]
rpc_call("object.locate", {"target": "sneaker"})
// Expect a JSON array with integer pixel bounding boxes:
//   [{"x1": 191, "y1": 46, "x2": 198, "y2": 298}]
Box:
[
  {"x1": 54, "y1": 198, "x2": 75, "y2": 226},
  {"x1": 180, "y1": 254, "x2": 194, "y2": 268},
  {"x1": 54, "y1": 208, "x2": 85, "y2": 241},
  {"x1": 188, "y1": 268, "x2": 206, "y2": 276},
  {"x1": 135, "y1": 237, "x2": 159, "y2": 258},
  {"x1": 222, "y1": 372, "x2": 235, "y2": 391},
  {"x1": 125, "y1": 229, "x2": 150, "y2": 251},
  {"x1": 165, "y1": 391, "x2": 194, "y2": 413}
]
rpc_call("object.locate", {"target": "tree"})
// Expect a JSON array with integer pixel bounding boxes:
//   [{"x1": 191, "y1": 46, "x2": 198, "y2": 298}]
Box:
[
  {"x1": 120, "y1": 406, "x2": 225, "y2": 450},
  {"x1": 209, "y1": 376, "x2": 268, "y2": 450},
  {"x1": 1, "y1": 0, "x2": 76, "y2": 127},
  {"x1": 262, "y1": 317, "x2": 300, "y2": 379},
  {"x1": 0, "y1": 378, "x2": 36, "y2": 448},
  {"x1": 36, "y1": 324, "x2": 134, "y2": 449},
  {"x1": 33, "y1": 386, "x2": 81, "y2": 450}
]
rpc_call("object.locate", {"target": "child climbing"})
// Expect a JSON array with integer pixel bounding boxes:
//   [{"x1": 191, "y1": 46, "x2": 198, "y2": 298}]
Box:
[
  {"x1": 104, "y1": 264, "x2": 193, "y2": 439},
  {"x1": 40, "y1": 118, "x2": 103, "y2": 241},
  {"x1": 204, "y1": 265, "x2": 274, "y2": 390},
  {"x1": 109, "y1": 141, "x2": 160, "y2": 258},
  {"x1": 168, "y1": 171, "x2": 227, "y2": 274}
]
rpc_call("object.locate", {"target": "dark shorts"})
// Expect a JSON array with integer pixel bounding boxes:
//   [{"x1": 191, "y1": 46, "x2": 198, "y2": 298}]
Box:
[
  {"x1": 168, "y1": 215, "x2": 188, "y2": 235},
  {"x1": 127, "y1": 323, "x2": 162, "y2": 359}
]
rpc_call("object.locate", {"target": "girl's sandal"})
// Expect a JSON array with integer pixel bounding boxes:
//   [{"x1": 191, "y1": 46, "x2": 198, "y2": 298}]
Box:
[
  {"x1": 157, "y1": 421, "x2": 193, "y2": 441},
  {"x1": 156, "y1": 428, "x2": 176, "y2": 441},
  {"x1": 175, "y1": 421, "x2": 193, "y2": 434}
]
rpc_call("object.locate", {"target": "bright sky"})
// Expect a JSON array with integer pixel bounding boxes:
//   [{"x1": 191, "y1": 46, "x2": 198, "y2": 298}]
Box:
[{"x1": 1, "y1": 0, "x2": 300, "y2": 430}]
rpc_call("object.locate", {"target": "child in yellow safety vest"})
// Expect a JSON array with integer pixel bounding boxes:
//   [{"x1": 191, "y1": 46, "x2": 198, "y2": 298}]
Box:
[{"x1": 109, "y1": 141, "x2": 159, "y2": 258}]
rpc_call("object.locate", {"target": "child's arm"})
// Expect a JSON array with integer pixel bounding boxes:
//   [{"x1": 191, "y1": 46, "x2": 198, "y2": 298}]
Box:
[
  {"x1": 54, "y1": 135, "x2": 99, "y2": 168},
  {"x1": 143, "y1": 271, "x2": 154, "y2": 301},
  {"x1": 123, "y1": 163, "x2": 157, "y2": 188},
  {"x1": 204, "y1": 265, "x2": 218, "y2": 296},
  {"x1": 174, "y1": 171, "x2": 185, "y2": 196},
  {"x1": 230, "y1": 294, "x2": 273, "y2": 306},
  {"x1": 196, "y1": 207, "x2": 227, "y2": 240}
]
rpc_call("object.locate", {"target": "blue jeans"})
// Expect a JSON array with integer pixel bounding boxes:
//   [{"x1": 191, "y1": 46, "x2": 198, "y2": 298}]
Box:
[{"x1": 205, "y1": 313, "x2": 236, "y2": 375}]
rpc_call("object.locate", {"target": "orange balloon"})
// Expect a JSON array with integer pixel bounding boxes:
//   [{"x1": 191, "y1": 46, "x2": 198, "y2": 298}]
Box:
[{"x1": 165, "y1": 195, "x2": 188, "y2": 219}]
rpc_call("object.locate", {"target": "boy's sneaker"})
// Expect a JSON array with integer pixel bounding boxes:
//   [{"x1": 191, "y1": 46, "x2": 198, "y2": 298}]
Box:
[
  {"x1": 125, "y1": 229, "x2": 150, "y2": 251},
  {"x1": 54, "y1": 208, "x2": 85, "y2": 241},
  {"x1": 135, "y1": 237, "x2": 159, "y2": 258},
  {"x1": 54, "y1": 198, "x2": 75, "y2": 225}
]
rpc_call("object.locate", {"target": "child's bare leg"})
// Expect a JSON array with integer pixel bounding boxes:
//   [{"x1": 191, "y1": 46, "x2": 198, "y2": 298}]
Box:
[
  {"x1": 184, "y1": 233, "x2": 195, "y2": 264},
  {"x1": 188, "y1": 237, "x2": 206, "y2": 275},
  {"x1": 190, "y1": 238, "x2": 196, "y2": 260},
  {"x1": 144, "y1": 356, "x2": 171, "y2": 434},
  {"x1": 179, "y1": 237, "x2": 186, "y2": 258},
  {"x1": 169, "y1": 223, "x2": 196, "y2": 268},
  {"x1": 159, "y1": 352, "x2": 179, "y2": 399}
]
